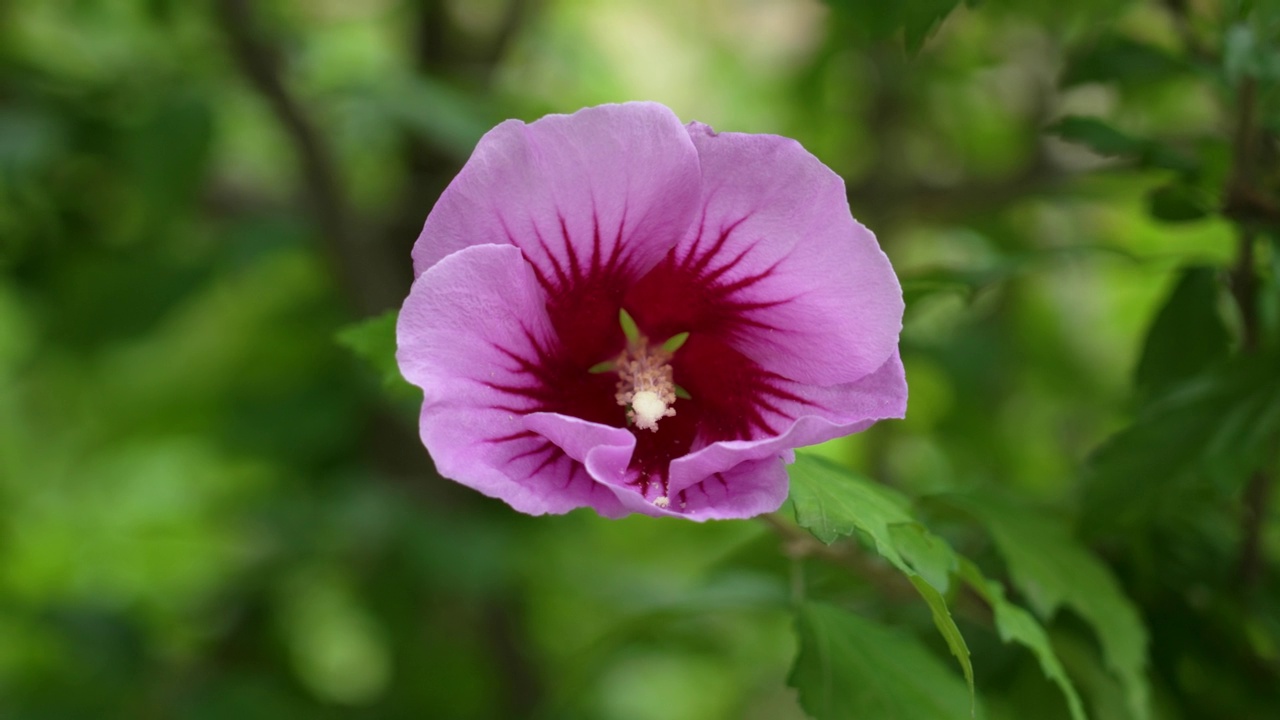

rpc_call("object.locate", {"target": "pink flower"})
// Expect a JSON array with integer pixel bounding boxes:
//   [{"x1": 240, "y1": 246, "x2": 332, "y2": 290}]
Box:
[{"x1": 396, "y1": 102, "x2": 905, "y2": 520}]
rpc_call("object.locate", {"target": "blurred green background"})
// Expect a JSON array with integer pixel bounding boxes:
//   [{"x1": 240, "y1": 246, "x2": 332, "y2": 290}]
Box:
[{"x1": 2, "y1": 0, "x2": 1278, "y2": 718}]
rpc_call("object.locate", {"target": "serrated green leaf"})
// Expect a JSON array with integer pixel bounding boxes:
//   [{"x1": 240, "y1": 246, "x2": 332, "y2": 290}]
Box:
[
  {"x1": 789, "y1": 455, "x2": 974, "y2": 702},
  {"x1": 891, "y1": 522, "x2": 956, "y2": 594},
  {"x1": 789, "y1": 454, "x2": 914, "y2": 547},
  {"x1": 942, "y1": 494, "x2": 1150, "y2": 720},
  {"x1": 1134, "y1": 266, "x2": 1230, "y2": 400},
  {"x1": 336, "y1": 311, "x2": 417, "y2": 401},
  {"x1": 1051, "y1": 632, "x2": 1135, "y2": 720},
  {"x1": 957, "y1": 560, "x2": 1087, "y2": 720},
  {"x1": 790, "y1": 602, "x2": 980, "y2": 720}
]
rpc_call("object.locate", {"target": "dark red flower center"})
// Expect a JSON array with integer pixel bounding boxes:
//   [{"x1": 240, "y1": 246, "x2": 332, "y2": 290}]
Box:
[{"x1": 489, "y1": 216, "x2": 807, "y2": 500}]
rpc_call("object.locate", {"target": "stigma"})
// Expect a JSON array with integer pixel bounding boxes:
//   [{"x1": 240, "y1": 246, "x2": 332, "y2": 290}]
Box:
[{"x1": 615, "y1": 339, "x2": 677, "y2": 432}]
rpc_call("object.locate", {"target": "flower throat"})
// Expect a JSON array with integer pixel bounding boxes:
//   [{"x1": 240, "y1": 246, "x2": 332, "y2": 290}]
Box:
[{"x1": 615, "y1": 338, "x2": 677, "y2": 431}]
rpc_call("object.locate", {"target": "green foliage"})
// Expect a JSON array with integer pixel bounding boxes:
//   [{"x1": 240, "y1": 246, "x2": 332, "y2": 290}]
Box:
[
  {"x1": 1050, "y1": 116, "x2": 1197, "y2": 173},
  {"x1": 789, "y1": 455, "x2": 974, "y2": 705},
  {"x1": 940, "y1": 494, "x2": 1150, "y2": 720},
  {"x1": 824, "y1": 0, "x2": 969, "y2": 52},
  {"x1": 789, "y1": 456, "x2": 1094, "y2": 720},
  {"x1": 1134, "y1": 266, "x2": 1231, "y2": 400},
  {"x1": 1146, "y1": 182, "x2": 1213, "y2": 223},
  {"x1": 1062, "y1": 36, "x2": 1189, "y2": 88},
  {"x1": 791, "y1": 602, "x2": 979, "y2": 720},
  {"x1": 369, "y1": 74, "x2": 494, "y2": 161},
  {"x1": 1085, "y1": 354, "x2": 1280, "y2": 532},
  {"x1": 4, "y1": 0, "x2": 1280, "y2": 718},
  {"x1": 336, "y1": 310, "x2": 417, "y2": 402},
  {"x1": 957, "y1": 560, "x2": 1086, "y2": 720}
]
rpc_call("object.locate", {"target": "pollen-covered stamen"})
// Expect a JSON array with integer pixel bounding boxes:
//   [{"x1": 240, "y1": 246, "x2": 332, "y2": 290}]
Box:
[{"x1": 615, "y1": 338, "x2": 678, "y2": 432}]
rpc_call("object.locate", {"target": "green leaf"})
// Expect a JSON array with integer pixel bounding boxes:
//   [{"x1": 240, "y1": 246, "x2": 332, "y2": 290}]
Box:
[
  {"x1": 375, "y1": 75, "x2": 492, "y2": 160},
  {"x1": 941, "y1": 493, "x2": 1151, "y2": 720},
  {"x1": 1051, "y1": 116, "x2": 1140, "y2": 156},
  {"x1": 788, "y1": 455, "x2": 974, "y2": 702},
  {"x1": 1049, "y1": 116, "x2": 1197, "y2": 172},
  {"x1": 128, "y1": 93, "x2": 213, "y2": 224},
  {"x1": 825, "y1": 0, "x2": 968, "y2": 53},
  {"x1": 1086, "y1": 355, "x2": 1280, "y2": 531},
  {"x1": 789, "y1": 454, "x2": 914, "y2": 546},
  {"x1": 1134, "y1": 266, "x2": 1230, "y2": 400},
  {"x1": 1062, "y1": 35, "x2": 1188, "y2": 88},
  {"x1": 789, "y1": 602, "x2": 979, "y2": 720},
  {"x1": 890, "y1": 522, "x2": 956, "y2": 594},
  {"x1": 336, "y1": 311, "x2": 417, "y2": 401},
  {"x1": 1147, "y1": 183, "x2": 1212, "y2": 223},
  {"x1": 957, "y1": 560, "x2": 1087, "y2": 720}
]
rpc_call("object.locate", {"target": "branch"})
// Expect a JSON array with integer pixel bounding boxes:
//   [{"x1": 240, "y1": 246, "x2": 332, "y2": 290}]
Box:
[
  {"x1": 1225, "y1": 76, "x2": 1276, "y2": 590},
  {"x1": 212, "y1": 0, "x2": 389, "y2": 313}
]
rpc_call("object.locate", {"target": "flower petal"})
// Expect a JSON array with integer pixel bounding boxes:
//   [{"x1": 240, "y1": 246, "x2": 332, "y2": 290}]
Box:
[
  {"x1": 665, "y1": 351, "x2": 908, "y2": 501},
  {"x1": 672, "y1": 457, "x2": 791, "y2": 521},
  {"x1": 412, "y1": 102, "x2": 701, "y2": 285},
  {"x1": 627, "y1": 122, "x2": 903, "y2": 386},
  {"x1": 523, "y1": 412, "x2": 636, "y2": 518},
  {"x1": 397, "y1": 243, "x2": 625, "y2": 516},
  {"x1": 521, "y1": 411, "x2": 790, "y2": 521}
]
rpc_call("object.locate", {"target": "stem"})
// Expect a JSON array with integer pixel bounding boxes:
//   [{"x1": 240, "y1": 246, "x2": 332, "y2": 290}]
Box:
[
  {"x1": 1225, "y1": 76, "x2": 1275, "y2": 589},
  {"x1": 759, "y1": 514, "x2": 918, "y2": 603},
  {"x1": 1233, "y1": 228, "x2": 1260, "y2": 354},
  {"x1": 1239, "y1": 467, "x2": 1275, "y2": 589},
  {"x1": 759, "y1": 513, "x2": 994, "y2": 625}
]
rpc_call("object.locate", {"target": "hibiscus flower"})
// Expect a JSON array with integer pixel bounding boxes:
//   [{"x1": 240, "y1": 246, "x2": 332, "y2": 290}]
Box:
[{"x1": 396, "y1": 102, "x2": 905, "y2": 520}]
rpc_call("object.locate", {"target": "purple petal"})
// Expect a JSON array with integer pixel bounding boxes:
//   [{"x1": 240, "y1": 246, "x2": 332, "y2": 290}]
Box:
[
  {"x1": 397, "y1": 244, "x2": 625, "y2": 516},
  {"x1": 522, "y1": 411, "x2": 789, "y2": 521},
  {"x1": 628, "y1": 122, "x2": 903, "y2": 386},
  {"x1": 523, "y1": 412, "x2": 636, "y2": 518},
  {"x1": 665, "y1": 351, "x2": 908, "y2": 502},
  {"x1": 411, "y1": 102, "x2": 701, "y2": 286},
  {"x1": 671, "y1": 457, "x2": 791, "y2": 521}
]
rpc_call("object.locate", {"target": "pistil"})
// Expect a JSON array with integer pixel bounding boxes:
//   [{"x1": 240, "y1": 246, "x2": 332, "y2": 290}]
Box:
[{"x1": 615, "y1": 339, "x2": 677, "y2": 432}]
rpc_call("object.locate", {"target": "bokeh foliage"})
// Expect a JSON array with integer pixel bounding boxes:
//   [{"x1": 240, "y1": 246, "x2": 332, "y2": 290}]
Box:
[{"x1": 2, "y1": 0, "x2": 1279, "y2": 718}]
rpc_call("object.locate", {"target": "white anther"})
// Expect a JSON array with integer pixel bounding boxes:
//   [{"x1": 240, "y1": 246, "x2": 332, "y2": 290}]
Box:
[
  {"x1": 614, "y1": 337, "x2": 679, "y2": 432},
  {"x1": 631, "y1": 390, "x2": 672, "y2": 431},
  {"x1": 654, "y1": 496, "x2": 670, "y2": 509}
]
